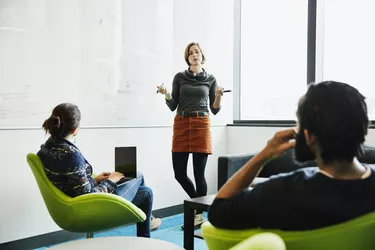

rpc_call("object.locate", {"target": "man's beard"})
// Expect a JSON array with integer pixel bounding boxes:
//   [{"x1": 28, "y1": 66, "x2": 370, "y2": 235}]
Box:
[{"x1": 294, "y1": 129, "x2": 316, "y2": 163}]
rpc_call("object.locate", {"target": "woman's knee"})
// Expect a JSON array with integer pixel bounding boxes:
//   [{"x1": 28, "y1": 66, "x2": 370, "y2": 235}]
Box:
[
  {"x1": 136, "y1": 171, "x2": 144, "y2": 181},
  {"x1": 138, "y1": 186, "x2": 153, "y2": 202},
  {"x1": 174, "y1": 171, "x2": 188, "y2": 183},
  {"x1": 194, "y1": 172, "x2": 206, "y2": 183}
]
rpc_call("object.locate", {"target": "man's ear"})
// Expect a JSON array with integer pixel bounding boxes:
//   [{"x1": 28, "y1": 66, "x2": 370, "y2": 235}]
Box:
[{"x1": 304, "y1": 129, "x2": 317, "y2": 146}]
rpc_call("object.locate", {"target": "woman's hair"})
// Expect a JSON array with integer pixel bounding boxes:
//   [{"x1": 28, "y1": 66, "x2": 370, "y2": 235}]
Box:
[
  {"x1": 42, "y1": 103, "x2": 81, "y2": 138},
  {"x1": 184, "y1": 42, "x2": 206, "y2": 66}
]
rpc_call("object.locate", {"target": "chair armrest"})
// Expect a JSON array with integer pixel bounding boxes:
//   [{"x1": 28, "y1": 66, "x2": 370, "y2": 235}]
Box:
[
  {"x1": 229, "y1": 233, "x2": 286, "y2": 250},
  {"x1": 72, "y1": 192, "x2": 146, "y2": 220},
  {"x1": 61, "y1": 192, "x2": 146, "y2": 232}
]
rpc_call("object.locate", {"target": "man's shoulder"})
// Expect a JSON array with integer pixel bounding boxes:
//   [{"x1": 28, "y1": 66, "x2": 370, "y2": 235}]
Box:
[
  {"x1": 254, "y1": 167, "x2": 320, "y2": 190},
  {"x1": 268, "y1": 167, "x2": 319, "y2": 181}
]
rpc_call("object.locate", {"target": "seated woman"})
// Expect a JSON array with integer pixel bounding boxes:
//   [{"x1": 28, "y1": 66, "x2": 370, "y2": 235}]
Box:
[{"x1": 37, "y1": 103, "x2": 161, "y2": 237}]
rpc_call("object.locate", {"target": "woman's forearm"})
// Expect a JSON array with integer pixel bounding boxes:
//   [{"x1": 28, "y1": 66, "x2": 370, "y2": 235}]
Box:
[{"x1": 213, "y1": 96, "x2": 222, "y2": 109}]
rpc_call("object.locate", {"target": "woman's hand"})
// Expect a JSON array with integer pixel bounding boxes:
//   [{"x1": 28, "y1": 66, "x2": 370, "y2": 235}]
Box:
[
  {"x1": 157, "y1": 84, "x2": 169, "y2": 95},
  {"x1": 157, "y1": 84, "x2": 172, "y2": 100},
  {"x1": 215, "y1": 87, "x2": 224, "y2": 97},
  {"x1": 95, "y1": 172, "x2": 111, "y2": 183},
  {"x1": 107, "y1": 172, "x2": 125, "y2": 183}
]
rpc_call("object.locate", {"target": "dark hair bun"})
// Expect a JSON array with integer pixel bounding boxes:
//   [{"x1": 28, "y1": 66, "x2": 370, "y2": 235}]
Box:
[
  {"x1": 42, "y1": 103, "x2": 81, "y2": 138},
  {"x1": 48, "y1": 115, "x2": 61, "y2": 128},
  {"x1": 42, "y1": 115, "x2": 61, "y2": 136}
]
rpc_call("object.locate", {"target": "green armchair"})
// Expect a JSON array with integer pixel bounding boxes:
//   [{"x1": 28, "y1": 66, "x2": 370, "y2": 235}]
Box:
[
  {"x1": 202, "y1": 211, "x2": 375, "y2": 250},
  {"x1": 229, "y1": 233, "x2": 286, "y2": 250},
  {"x1": 27, "y1": 153, "x2": 146, "y2": 238}
]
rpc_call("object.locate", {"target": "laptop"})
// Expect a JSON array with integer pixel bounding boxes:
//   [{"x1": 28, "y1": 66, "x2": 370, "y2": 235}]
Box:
[{"x1": 114, "y1": 146, "x2": 137, "y2": 186}]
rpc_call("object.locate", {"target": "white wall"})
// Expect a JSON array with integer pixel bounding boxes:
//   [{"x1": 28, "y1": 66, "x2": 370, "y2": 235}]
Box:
[
  {"x1": 0, "y1": 126, "x2": 226, "y2": 243},
  {"x1": 227, "y1": 126, "x2": 375, "y2": 159}
]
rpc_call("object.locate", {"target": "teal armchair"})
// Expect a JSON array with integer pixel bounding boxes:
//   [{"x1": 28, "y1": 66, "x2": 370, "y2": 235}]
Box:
[
  {"x1": 27, "y1": 153, "x2": 146, "y2": 238},
  {"x1": 202, "y1": 211, "x2": 375, "y2": 250}
]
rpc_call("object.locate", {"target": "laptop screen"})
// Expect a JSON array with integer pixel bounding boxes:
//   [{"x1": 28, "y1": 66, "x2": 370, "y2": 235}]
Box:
[{"x1": 115, "y1": 147, "x2": 137, "y2": 178}]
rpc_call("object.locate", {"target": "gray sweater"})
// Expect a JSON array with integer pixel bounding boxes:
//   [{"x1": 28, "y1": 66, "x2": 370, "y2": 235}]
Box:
[{"x1": 166, "y1": 69, "x2": 221, "y2": 115}]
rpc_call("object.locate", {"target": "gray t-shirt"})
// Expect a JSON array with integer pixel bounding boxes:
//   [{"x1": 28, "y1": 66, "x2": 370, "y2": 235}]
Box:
[{"x1": 166, "y1": 69, "x2": 221, "y2": 115}]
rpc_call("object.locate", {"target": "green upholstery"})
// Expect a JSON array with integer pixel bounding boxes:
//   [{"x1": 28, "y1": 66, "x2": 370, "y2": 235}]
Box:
[
  {"x1": 202, "y1": 211, "x2": 375, "y2": 250},
  {"x1": 229, "y1": 233, "x2": 286, "y2": 250},
  {"x1": 27, "y1": 153, "x2": 146, "y2": 234}
]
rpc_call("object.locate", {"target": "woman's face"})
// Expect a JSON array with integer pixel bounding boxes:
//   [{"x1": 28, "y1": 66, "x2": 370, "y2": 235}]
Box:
[{"x1": 188, "y1": 45, "x2": 203, "y2": 66}]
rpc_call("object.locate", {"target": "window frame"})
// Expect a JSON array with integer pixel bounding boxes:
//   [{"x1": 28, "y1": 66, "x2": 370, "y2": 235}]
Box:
[{"x1": 232, "y1": 0, "x2": 316, "y2": 127}]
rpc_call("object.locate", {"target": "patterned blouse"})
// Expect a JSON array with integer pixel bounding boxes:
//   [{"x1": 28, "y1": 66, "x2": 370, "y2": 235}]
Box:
[{"x1": 37, "y1": 137, "x2": 117, "y2": 197}]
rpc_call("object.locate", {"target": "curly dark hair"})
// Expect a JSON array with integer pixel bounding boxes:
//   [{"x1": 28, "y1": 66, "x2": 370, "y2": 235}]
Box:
[{"x1": 297, "y1": 81, "x2": 369, "y2": 163}]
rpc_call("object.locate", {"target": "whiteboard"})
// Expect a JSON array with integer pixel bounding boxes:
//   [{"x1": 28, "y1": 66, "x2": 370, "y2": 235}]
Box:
[{"x1": 0, "y1": 0, "x2": 233, "y2": 128}]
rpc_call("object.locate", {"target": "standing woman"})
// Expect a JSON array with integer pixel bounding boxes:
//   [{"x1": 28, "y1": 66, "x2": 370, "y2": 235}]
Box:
[{"x1": 158, "y1": 42, "x2": 223, "y2": 227}]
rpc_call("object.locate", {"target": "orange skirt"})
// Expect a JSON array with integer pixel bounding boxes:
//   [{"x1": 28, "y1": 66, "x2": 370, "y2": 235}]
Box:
[{"x1": 172, "y1": 115, "x2": 212, "y2": 154}]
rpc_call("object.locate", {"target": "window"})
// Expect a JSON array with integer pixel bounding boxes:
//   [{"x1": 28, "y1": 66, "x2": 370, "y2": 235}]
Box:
[
  {"x1": 319, "y1": 0, "x2": 375, "y2": 120},
  {"x1": 239, "y1": 0, "x2": 309, "y2": 121}
]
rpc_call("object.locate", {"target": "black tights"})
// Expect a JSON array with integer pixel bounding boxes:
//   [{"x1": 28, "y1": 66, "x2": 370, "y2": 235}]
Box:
[{"x1": 172, "y1": 152, "x2": 208, "y2": 201}]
